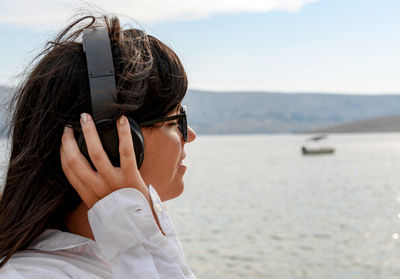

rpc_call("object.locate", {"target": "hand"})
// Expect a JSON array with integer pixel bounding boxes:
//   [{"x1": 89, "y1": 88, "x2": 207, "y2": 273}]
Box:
[{"x1": 60, "y1": 113, "x2": 149, "y2": 209}]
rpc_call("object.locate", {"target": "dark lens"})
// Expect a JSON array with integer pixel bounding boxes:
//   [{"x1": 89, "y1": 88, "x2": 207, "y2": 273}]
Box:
[{"x1": 179, "y1": 107, "x2": 187, "y2": 142}]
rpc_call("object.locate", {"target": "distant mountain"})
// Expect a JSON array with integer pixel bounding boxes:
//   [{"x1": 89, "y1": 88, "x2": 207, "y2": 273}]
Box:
[
  {"x1": 310, "y1": 115, "x2": 400, "y2": 133},
  {"x1": 0, "y1": 86, "x2": 13, "y2": 137},
  {"x1": 184, "y1": 90, "x2": 400, "y2": 134},
  {"x1": 1, "y1": 86, "x2": 400, "y2": 135}
]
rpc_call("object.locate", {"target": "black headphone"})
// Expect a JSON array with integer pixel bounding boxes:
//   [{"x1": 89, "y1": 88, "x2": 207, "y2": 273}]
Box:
[{"x1": 77, "y1": 28, "x2": 145, "y2": 169}]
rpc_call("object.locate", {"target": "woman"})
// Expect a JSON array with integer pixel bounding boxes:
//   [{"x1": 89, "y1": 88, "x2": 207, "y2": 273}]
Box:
[{"x1": 0, "y1": 14, "x2": 196, "y2": 278}]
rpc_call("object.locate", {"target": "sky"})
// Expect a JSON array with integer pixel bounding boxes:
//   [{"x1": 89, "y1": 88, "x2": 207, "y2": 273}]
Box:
[{"x1": 0, "y1": 0, "x2": 399, "y2": 94}]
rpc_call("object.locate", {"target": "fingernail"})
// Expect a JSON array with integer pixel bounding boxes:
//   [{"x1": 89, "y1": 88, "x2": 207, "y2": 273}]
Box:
[
  {"x1": 80, "y1": 113, "x2": 88, "y2": 123},
  {"x1": 119, "y1": 115, "x2": 125, "y2": 125},
  {"x1": 63, "y1": 126, "x2": 70, "y2": 133}
]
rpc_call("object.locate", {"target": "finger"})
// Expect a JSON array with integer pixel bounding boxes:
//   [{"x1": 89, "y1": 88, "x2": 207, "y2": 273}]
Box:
[
  {"x1": 117, "y1": 115, "x2": 139, "y2": 176},
  {"x1": 61, "y1": 125, "x2": 99, "y2": 186},
  {"x1": 60, "y1": 146, "x2": 104, "y2": 208},
  {"x1": 60, "y1": 145, "x2": 86, "y2": 196},
  {"x1": 80, "y1": 113, "x2": 118, "y2": 181},
  {"x1": 63, "y1": 124, "x2": 116, "y2": 198}
]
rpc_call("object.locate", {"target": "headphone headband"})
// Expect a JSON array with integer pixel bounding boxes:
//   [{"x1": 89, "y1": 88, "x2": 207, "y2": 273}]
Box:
[
  {"x1": 82, "y1": 28, "x2": 117, "y2": 121},
  {"x1": 79, "y1": 27, "x2": 145, "y2": 169}
]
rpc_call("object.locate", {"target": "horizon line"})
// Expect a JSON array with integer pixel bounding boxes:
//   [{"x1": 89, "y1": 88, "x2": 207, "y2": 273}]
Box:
[{"x1": 1, "y1": 84, "x2": 399, "y2": 96}]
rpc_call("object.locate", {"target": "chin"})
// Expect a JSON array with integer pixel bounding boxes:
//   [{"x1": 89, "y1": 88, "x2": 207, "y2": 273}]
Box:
[{"x1": 160, "y1": 182, "x2": 184, "y2": 202}]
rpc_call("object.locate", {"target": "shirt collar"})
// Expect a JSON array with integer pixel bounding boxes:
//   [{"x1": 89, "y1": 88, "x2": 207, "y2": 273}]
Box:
[{"x1": 28, "y1": 229, "x2": 92, "y2": 251}]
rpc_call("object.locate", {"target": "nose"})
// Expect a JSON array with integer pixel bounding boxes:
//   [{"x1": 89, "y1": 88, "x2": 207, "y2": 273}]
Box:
[{"x1": 186, "y1": 125, "x2": 196, "y2": 143}]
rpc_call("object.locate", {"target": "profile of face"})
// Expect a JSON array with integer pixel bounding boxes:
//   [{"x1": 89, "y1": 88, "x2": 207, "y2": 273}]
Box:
[{"x1": 139, "y1": 106, "x2": 196, "y2": 201}]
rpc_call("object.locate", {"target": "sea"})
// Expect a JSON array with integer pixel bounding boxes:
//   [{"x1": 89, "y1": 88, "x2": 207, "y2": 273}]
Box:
[{"x1": 2, "y1": 134, "x2": 400, "y2": 279}]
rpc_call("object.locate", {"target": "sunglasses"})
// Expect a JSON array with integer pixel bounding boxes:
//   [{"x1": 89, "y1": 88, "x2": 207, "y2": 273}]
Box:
[{"x1": 139, "y1": 106, "x2": 188, "y2": 142}]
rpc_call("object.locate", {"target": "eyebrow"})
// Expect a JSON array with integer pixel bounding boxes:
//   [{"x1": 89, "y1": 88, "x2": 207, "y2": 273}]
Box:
[{"x1": 139, "y1": 110, "x2": 185, "y2": 127}]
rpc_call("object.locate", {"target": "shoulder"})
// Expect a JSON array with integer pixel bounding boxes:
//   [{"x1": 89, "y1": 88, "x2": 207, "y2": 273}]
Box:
[
  {"x1": 0, "y1": 250, "x2": 80, "y2": 279},
  {"x1": 0, "y1": 249, "x2": 110, "y2": 279},
  {"x1": 0, "y1": 263, "x2": 24, "y2": 279}
]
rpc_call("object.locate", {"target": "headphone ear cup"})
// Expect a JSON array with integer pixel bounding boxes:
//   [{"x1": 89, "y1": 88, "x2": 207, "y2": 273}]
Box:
[
  {"x1": 127, "y1": 117, "x2": 144, "y2": 169},
  {"x1": 77, "y1": 118, "x2": 144, "y2": 170}
]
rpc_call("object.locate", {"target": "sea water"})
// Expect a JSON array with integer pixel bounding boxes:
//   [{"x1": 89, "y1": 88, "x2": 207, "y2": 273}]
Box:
[{"x1": 167, "y1": 133, "x2": 400, "y2": 279}]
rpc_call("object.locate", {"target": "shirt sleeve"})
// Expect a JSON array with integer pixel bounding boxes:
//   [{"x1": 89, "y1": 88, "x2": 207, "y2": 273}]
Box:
[{"x1": 87, "y1": 186, "x2": 195, "y2": 279}]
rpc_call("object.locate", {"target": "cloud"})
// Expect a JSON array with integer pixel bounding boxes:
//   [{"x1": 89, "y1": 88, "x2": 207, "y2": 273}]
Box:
[{"x1": 0, "y1": 0, "x2": 319, "y2": 29}]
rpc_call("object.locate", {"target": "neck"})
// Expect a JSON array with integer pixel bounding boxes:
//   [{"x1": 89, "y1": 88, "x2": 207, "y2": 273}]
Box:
[{"x1": 65, "y1": 202, "x2": 94, "y2": 240}]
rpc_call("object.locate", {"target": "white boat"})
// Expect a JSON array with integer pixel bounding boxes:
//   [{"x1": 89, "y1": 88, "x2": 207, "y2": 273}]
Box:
[
  {"x1": 301, "y1": 146, "x2": 335, "y2": 155},
  {"x1": 301, "y1": 134, "x2": 335, "y2": 155}
]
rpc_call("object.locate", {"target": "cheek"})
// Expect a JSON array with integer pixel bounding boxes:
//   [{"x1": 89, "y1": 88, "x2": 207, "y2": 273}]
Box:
[
  {"x1": 139, "y1": 129, "x2": 181, "y2": 185},
  {"x1": 155, "y1": 136, "x2": 181, "y2": 177}
]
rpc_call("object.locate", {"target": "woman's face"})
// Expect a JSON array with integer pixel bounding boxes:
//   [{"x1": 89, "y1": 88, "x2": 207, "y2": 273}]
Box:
[{"x1": 139, "y1": 106, "x2": 196, "y2": 201}]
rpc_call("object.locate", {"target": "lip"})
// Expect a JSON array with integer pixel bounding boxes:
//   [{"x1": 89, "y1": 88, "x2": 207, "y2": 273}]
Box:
[
  {"x1": 178, "y1": 163, "x2": 187, "y2": 174},
  {"x1": 178, "y1": 154, "x2": 187, "y2": 170},
  {"x1": 178, "y1": 159, "x2": 186, "y2": 168}
]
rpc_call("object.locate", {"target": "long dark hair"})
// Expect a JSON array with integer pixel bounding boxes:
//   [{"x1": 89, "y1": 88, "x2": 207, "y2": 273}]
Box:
[{"x1": 0, "y1": 15, "x2": 187, "y2": 267}]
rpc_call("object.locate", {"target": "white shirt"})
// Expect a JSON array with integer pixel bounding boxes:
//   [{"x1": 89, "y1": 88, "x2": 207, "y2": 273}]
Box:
[{"x1": 0, "y1": 186, "x2": 195, "y2": 278}]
